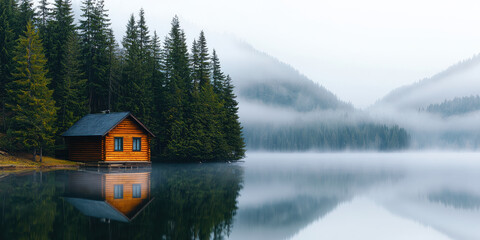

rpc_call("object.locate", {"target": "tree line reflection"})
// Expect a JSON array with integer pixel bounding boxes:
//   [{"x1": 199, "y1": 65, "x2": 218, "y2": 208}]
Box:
[{"x1": 0, "y1": 163, "x2": 243, "y2": 240}]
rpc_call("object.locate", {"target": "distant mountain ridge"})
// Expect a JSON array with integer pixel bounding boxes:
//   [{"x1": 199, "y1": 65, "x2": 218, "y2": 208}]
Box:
[
  {"x1": 210, "y1": 34, "x2": 352, "y2": 112},
  {"x1": 378, "y1": 54, "x2": 480, "y2": 110}
]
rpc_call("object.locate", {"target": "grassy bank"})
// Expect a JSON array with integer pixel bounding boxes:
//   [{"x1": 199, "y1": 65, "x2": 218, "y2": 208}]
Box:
[{"x1": 0, "y1": 151, "x2": 81, "y2": 172}]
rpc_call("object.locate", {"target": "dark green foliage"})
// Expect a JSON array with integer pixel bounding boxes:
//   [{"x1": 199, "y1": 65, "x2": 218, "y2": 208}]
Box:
[
  {"x1": 0, "y1": 0, "x2": 17, "y2": 131},
  {"x1": 0, "y1": 172, "x2": 57, "y2": 240},
  {"x1": 117, "y1": 10, "x2": 153, "y2": 127},
  {"x1": 220, "y1": 75, "x2": 245, "y2": 159},
  {"x1": 211, "y1": 50, "x2": 225, "y2": 94},
  {"x1": 424, "y1": 95, "x2": 480, "y2": 117},
  {"x1": 244, "y1": 123, "x2": 409, "y2": 151},
  {"x1": 196, "y1": 31, "x2": 211, "y2": 86},
  {"x1": 44, "y1": 0, "x2": 77, "y2": 106},
  {"x1": 159, "y1": 17, "x2": 192, "y2": 160},
  {"x1": 211, "y1": 50, "x2": 245, "y2": 159},
  {"x1": 57, "y1": 33, "x2": 88, "y2": 136},
  {"x1": 78, "y1": 0, "x2": 114, "y2": 113},
  {"x1": 16, "y1": 0, "x2": 35, "y2": 34},
  {"x1": 154, "y1": 18, "x2": 245, "y2": 162},
  {"x1": 6, "y1": 21, "x2": 56, "y2": 160},
  {"x1": 37, "y1": 0, "x2": 50, "y2": 30}
]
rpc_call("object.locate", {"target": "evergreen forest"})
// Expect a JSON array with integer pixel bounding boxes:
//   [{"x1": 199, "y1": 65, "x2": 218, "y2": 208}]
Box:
[
  {"x1": 244, "y1": 122, "x2": 409, "y2": 151},
  {"x1": 424, "y1": 95, "x2": 480, "y2": 117},
  {"x1": 0, "y1": 0, "x2": 245, "y2": 162}
]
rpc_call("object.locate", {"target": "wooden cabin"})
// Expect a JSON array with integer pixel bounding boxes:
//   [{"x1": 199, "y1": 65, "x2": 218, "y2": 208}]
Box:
[
  {"x1": 62, "y1": 112, "x2": 155, "y2": 165},
  {"x1": 64, "y1": 170, "x2": 153, "y2": 223}
]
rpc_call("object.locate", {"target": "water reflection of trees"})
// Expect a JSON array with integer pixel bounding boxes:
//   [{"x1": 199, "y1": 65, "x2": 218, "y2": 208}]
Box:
[
  {"x1": 149, "y1": 164, "x2": 244, "y2": 240},
  {"x1": 0, "y1": 172, "x2": 57, "y2": 240},
  {"x1": 0, "y1": 163, "x2": 244, "y2": 240}
]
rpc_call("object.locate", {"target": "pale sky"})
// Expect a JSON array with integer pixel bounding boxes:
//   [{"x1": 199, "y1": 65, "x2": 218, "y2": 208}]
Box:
[{"x1": 71, "y1": 0, "x2": 480, "y2": 108}]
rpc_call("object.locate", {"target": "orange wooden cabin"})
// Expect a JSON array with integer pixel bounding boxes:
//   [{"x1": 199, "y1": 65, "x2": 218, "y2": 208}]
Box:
[
  {"x1": 62, "y1": 112, "x2": 155, "y2": 164},
  {"x1": 64, "y1": 170, "x2": 153, "y2": 222}
]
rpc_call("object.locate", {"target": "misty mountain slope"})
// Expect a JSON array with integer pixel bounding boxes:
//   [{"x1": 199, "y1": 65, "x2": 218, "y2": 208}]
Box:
[
  {"x1": 424, "y1": 95, "x2": 480, "y2": 117},
  {"x1": 377, "y1": 54, "x2": 480, "y2": 110},
  {"x1": 205, "y1": 32, "x2": 410, "y2": 151},
  {"x1": 209, "y1": 34, "x2": 352, "y2": 112}
]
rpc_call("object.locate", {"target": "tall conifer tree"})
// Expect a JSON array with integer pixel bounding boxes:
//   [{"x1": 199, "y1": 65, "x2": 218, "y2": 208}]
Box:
[
  {"x1": 135, "y1": 8, "x2": 153, "y2": 125},
  {"x1": 222, "y1": 75, "x2": 245, "y2": 159},
  {"x1": 150, "y1": 30, "x2": 164, "y2": 153},
  {"x1": 197, "y1": 31, "x2": 210, "y2": 86},
  {"x1": 211, "y1": 50, "x2": 245, "y2": 159},
  {"x1": 37, "y1": 0, "x2": 50, "y2": 31},
  {"x1": 211, "y1": 50, "x2": 225, "y2": 95},
  {"x1": 6, "y1": 21, "x2": 56, "y2": 162},
  {"x1": 160, "y1": 16, "x2": 191, "y2": 160},
  {"x1": 0, "y1": 0, "x2": 17, "y2": 131},
  {"x1": 17, "y1": 0, "x2": 35, "y2": 34},
  {"x1": 79, "y1": 0, "x2": 113, "y2": 113},
  {"x1": 46, "y1": 0, "x2": 76, "y2": 105},
  {"x1": 120, "y1": 14, "x2": 141, "y2": 113},
  {"x1": 57, "y1": 33, "x2": 87, "y2": 137}
]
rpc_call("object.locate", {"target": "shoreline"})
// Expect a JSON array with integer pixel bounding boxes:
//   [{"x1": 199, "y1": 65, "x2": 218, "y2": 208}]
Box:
[{"x1": 0, "y1": 152, "x2": 81, "y2": 174}]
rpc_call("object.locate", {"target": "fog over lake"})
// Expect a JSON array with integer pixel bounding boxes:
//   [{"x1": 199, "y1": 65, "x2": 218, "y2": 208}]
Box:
[
  {"x1": 229, "y1": 152, "x2": 480, "y2": 240},
  {"x1": 3, "y1": 152, "x2": 480, "y2": 239}
]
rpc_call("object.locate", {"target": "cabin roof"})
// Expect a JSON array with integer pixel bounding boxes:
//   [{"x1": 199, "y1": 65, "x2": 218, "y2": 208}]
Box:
[
  {"x1": 64, "y1": 197, "x2": 130, "y2": 222},
  {"x1": 62, "y1": 112, "x2": 155, "y2": 137}
]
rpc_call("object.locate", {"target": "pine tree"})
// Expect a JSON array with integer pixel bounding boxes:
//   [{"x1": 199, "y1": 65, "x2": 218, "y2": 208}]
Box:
[
  {"x1": 197, "y1": 31, "x2": 210, "y2": 86},
  {"x1": 46, "y1": 0, "x2": 76, "y2": 106},
  {"x1": 105, "y1": 28, "x2": 121, "y2": 111},
  {"x1": 160, "y1": 16, "x2": 192, "y2": 160},
  {"x1": 162, "y1": 16, "x2": 191, "y2": 92},
  {"x1": 189, "y1": 82, "x2": 227, "y2": 161},
  {"x1": 37, "y1": 0, "x2": 50, "y2": 31},
  {"x1": 6, "y1": 21, "x2": 56, "y2": 162},
  {"x1": 190, "y1": 31, "x2": 211, "y2": 88},
  {"x1": 211, "y1": 50, "x2": 225, "y2": 95},
  {"x1": 135, "y1": 8, "x2": 153, "y2": 125},
  {"x1": 137, "y1": 8, "x2": 150, "y2": 60},
  {"x1": 79, "y1": 0, "x2": 113, "y2": 113},
  {"x1": 57, "y1": 33, "x2": 87, "y2": 137},
  {"x1": 190, "y1": 39, "x2": 200, "y2": 88},
  {"x1": 119, "y1": 14, "x2": 141, "y2": 113},
  {"x1": 223, "y1": 75, "x2": 246, "y2": 160},
  {"x1": 16, "y1": 0, "x2": 35, "y2": 34},
  {"x1": 211, "y1": 51, "x2": 245, "y2": 159},
  {"x1": 0, "y1": 0, "x2": 17, "y2": 131}
]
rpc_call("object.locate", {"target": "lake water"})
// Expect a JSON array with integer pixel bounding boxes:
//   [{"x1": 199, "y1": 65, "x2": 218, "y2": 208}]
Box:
[{"x1": 1, "y1": 152, "x2": 480, "y2": 240}]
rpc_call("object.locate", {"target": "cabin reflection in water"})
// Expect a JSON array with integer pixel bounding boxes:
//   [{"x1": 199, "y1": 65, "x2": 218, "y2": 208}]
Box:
[{"x1": 64, "y1": 169, "x2": 153, "y2": 223}]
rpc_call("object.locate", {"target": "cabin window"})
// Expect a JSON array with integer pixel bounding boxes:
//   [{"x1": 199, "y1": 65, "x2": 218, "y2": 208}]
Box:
[
  {"x1": 114, "y1": 137, "x2": 123, "y2": 151},
  {"x1": 132, "y1": 137, "x2": 141, "y2": 151},
  {"x1": 114, "y1": 184, "x2": 123, "y2": 199},
  {"x1": 132, "y1": 184, "x2": 141, "y2": 198}
]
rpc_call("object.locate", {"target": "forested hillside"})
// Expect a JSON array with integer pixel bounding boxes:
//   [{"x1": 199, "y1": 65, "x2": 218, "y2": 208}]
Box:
[
  {"x1": 0, "y1": 0, "x2": 244, "y2": 162},
  {"x1": 208, "y1": 37, "x2": 352, "y2": 112},
  {"x1": 424, "y1": 95, "x2": 480, "y2": 117},
  {"x1": 378, "y1": 55, "x2": 480, "y2": 110},
  {"x1": 244, "y1": 122, "x2": 409, "y2": 151}
]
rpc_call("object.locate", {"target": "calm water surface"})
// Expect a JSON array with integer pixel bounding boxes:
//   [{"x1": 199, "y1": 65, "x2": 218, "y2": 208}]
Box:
[{"x1": 1, "y1": 152, "x2": 480, "y2": 240}]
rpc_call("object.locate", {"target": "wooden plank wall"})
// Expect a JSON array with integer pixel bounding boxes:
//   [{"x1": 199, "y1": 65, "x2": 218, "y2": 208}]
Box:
[
  {"x1": 104, "y1": 172, "x2": 150, "y2": 217},
  {"x1": 67, "y1": 136, "x2": 103, "y2": 162},
  {"x1": 104, "y1": 117, "x2": 150, "y2": 162}
]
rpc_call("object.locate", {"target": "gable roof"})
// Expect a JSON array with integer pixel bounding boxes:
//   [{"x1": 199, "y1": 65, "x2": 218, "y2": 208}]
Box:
[
  {"x1": 64, "y1": 197, "x2": 130, "y2": 222},
  {"x1": 64, "y1": 197, "x2": 155, "y2": 223},
  {"x1": 62, "y1": 112, "x2": 155, "y2": 137}
]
